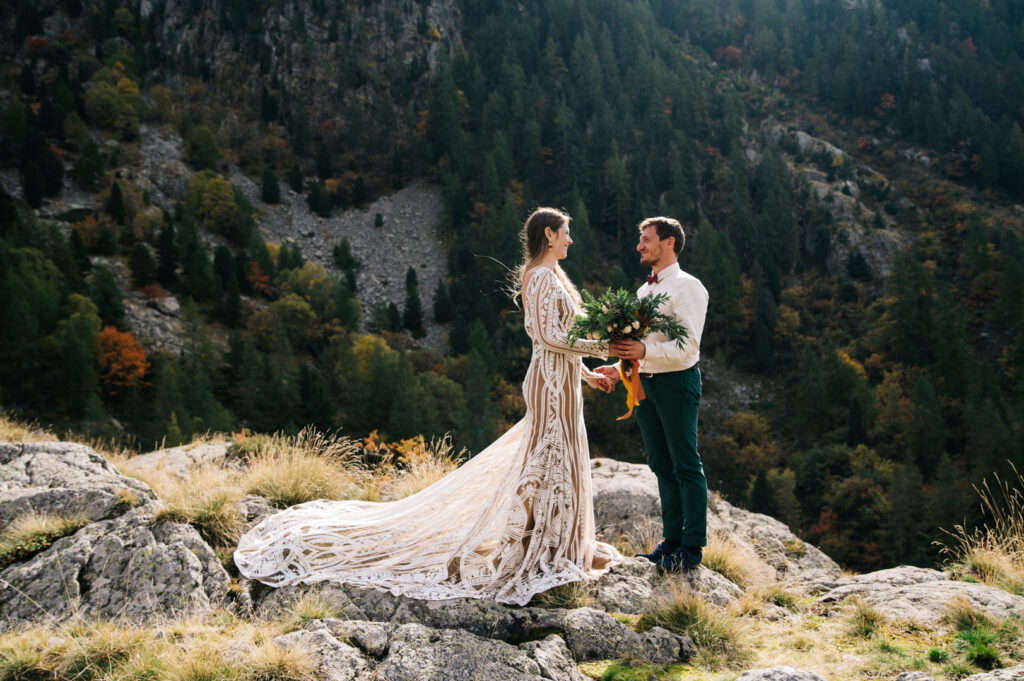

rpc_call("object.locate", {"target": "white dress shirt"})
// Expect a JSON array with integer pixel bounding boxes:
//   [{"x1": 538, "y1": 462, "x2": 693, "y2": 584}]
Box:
[{"x1": 637, "y1": 262, "x2": 708, "y2": 374}]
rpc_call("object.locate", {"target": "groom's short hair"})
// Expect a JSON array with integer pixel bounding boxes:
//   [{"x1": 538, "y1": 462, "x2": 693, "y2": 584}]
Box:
[{"x1": 638, "y1": 217, "x2": 685, "y2": 256}]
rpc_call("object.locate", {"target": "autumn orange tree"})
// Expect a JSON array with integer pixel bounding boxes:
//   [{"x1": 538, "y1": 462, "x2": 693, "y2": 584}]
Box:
[{"x1": 96, "y1": 326, "x2": 150, "y2": 396}]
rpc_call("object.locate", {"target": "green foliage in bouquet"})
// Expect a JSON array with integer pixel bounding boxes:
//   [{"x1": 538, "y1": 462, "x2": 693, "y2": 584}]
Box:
[{"x1": 568, "y1": 288, "x2": 688, "y2": 347}]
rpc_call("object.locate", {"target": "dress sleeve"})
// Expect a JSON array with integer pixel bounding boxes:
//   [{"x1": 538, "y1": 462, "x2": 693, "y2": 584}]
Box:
[{"x1": 527, "y1": 269, "x2": 609, "y2": 360}]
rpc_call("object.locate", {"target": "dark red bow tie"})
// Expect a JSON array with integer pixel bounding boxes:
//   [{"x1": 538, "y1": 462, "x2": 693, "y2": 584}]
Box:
[{"x1": 646, "y1": 273, "x2": 659, "y2": 285}]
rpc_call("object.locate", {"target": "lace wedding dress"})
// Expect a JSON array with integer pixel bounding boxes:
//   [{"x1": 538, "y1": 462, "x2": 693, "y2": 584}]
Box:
[{"x1": 235, "y1": 266, "x2": 620, "y2": 605}]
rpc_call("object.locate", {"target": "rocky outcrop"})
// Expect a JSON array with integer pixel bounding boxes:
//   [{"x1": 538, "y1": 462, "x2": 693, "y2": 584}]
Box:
[
  {"x1": 810, "y1": 566, "x2": 1024, "y2": 625},
  {"x1": 0, "y1": 442, "x2": 230, "y2": 628},
  {"x1": 590, "y1": 457, "x2": 842, "y2": 584},
  {"x1": 277, "y1": 615, "x2": 681, "y2": 681},
  {"x1": 0, "y1": 506, "x2": 230, "y2": 628},
  {"x1": 256, "y1": 579, "x2": 695, "y2": 665},
  {"x1": 0, "y1": 442, "x2": 154, "y2": 528}
]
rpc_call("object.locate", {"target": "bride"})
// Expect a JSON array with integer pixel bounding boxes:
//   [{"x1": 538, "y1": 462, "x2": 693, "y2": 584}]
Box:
[{"x1": 235, "y1": 207, "x2": 621, "y2": 605}]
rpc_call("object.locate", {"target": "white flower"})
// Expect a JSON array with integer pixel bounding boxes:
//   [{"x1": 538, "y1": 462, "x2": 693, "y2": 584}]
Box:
[
  {"x1": 601, "y1": 305, "x2": 608, "y2": 313},
  {"x1": 607, "y1": 325, "x2": 614, "y2": 332}
]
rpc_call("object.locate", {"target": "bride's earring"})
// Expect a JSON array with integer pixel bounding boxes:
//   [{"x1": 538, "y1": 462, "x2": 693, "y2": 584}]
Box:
[{"x1": 547, "y1": 241, "x2": 553, "y2": 249}]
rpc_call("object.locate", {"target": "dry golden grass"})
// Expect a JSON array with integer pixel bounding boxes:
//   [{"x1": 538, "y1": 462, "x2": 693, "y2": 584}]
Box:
[
  {"x1": 638, "y1": 580, "x2": 751, "y2": 669},
  {"x1": 0, "y1": 512, "x2": 90, "y2": 569},
  {"x1": 846, "y1": 597, "x2": 888, "y2": 638},
  {"x1": 381, "y1": 434, "x2": 463, "y2": 500},
  {"x1": 614, "y1": 516, "x2": 662, "y2": 557},
  {"x1": 0, "y1": 412, "x2": 59, "y2": 443},
  {"x1": 941, "y1": 463, "x2": 1024, "y2": 595},
  {"x1": 153, "y1": 464, "x2": 245, "y2": 547},
  {"x1": 0, "y1": 615, "x2": 315, "y2": 681},
  {"x1": 277, "y1": 591, "x2": 345, "y2": 632},
  {"x1": 701, "y1": 533, "x2": 771, "y2": 591},
  {"x1": 531, "y1": 581, "x2": 595, "y2": 610},
  {"x1": 239, "y1": 427, "x2": 365, "y2": 508}
]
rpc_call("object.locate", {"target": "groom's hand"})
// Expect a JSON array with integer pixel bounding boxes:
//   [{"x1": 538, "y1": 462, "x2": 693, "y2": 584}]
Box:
[{"x1": 609, "y1": 340, "x2": 646, "y2": 361}]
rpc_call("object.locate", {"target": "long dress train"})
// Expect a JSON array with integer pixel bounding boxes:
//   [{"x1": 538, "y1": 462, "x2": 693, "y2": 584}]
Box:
[{"x1": 234, "y1": 266, "x2": 620, "y2": 605}]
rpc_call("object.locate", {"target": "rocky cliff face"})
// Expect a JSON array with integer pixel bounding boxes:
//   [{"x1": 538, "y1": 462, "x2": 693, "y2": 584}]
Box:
[{"x1": 4, "y1": 439, "x2": 1024, "y2": 680}]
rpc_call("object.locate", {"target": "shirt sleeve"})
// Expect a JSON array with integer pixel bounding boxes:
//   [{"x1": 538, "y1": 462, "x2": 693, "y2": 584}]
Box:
[
  {"x1": 641, "y1": 278, "x2": 707, "y2": 367},
  {"x1": 527, "y1": 269, "x2": 609, "y2": 360}
]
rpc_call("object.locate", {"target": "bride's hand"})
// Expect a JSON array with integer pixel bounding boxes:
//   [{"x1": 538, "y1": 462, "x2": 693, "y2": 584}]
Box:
[{"x1": 585, "y1": 374, "x2": 615, "y2": 393}]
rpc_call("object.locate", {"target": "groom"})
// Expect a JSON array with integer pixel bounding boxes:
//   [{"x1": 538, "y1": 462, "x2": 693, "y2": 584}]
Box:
[{"x1": 600, "y1": 217, "x2": 709, "y2": 572}]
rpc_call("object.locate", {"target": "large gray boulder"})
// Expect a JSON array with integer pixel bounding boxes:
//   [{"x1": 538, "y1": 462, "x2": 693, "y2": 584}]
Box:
[
  {"x1": 590, "y1": 457, "x2": 841, "y2": 584},
  {"x1": 1, "y1": 442, "x2": 155, "y2": 528},
  {"x1": 811, "y1": 566, "x2": 1024, "y2": 625},
  {"x1": 0, "y1": 508, "x2": 230, "y2": 628}
]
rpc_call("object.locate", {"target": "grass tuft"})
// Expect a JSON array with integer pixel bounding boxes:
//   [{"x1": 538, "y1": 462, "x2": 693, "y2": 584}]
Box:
[
  {"x1": 846, "y1": 597, "x2": 886, "y2": 638},
  {"x1": 941, "y1": 462, "x2": 1024, "y2": 595},
  {"x1": 240, "y1": 427, "x2": 363, "y2": 508},
  {"x1": 701, "y1": 534, "x2": 764, "y2": 590},
  {"x1": 637, "y1": 581, "x2": 749, "y2": 669},
  {"x1": 942, "y1": 597, "x2": 994, "y2": 633},
  {"x1": 0, "y1": 512, "x2": 89, "y2": 570},
  {"x1": 279, "y1": 592, "x2": 344, "y2": 632},
  {"x1": 531, "y1": 581, "x2": 594, "y2": 609},
  {"x1": 153, "y1": 465, "x2": 245, "y2": 547},
  {"x1": 245, "y1": 643, "x2": 314, "y2": 681}
]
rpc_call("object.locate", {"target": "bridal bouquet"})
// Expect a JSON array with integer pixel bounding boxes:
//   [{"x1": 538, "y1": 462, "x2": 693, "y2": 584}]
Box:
[
  {"x1": 568, "y1": 288, "x2": 688, "y2": 419},
  {"x1": 567, "y1": 288, "x2": 688, "y2": 347}
]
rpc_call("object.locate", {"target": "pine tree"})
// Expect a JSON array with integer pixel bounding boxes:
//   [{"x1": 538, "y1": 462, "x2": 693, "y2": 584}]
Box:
[
  {"x1": 156, "y1": 223, "x2": 178, "y2": 286},
  {"x1": 748, "y1": 468, "x2": 776, "y2": 516},
  {"x1": 287, "y1": 164, "x2": 304, "y2": 193},
  {"x1": 69, "y1": 228, "x2": 91, "y2": 274},
  {"x1": 183, "y1": 239, "x2": 215, "y2": 301},
  {"x1": 75, "y1": 137, "x2": 105, "y2": 189},
  {"x1": 386, "y1": 301, "x2": 401, "y2": 332},
  {"x1": 403, "y1": 266, "x2": 424, "y2": 337},
  {"x1": 56, "y1": 310, "x2": 101, "y2": 416},
  {"x1": 107, "y1": 181, "x2": 126, "y2": 225},
  {"x1": 129, "y1": 243, "x2": 157, "y2": 288},
  {"x1": 21, "y1": 161, "x2": 45, "y2": 208},
  {"x1": 433, "y1": 279, "x2": 453, "y2": 323},
  {"x1": 464, "y1": 349, "x2": 497, "y2": 453},
  {"x1": 261, "y1": 167, "x2": 280, "y2": 203},
  {"x1": 315, "y1": 141, "x2": 333, "y2": 180},
  {"x1": 90, "y1": 265, "x2": 124, "y2": 327},
  {"x1": 307, "y1": 181, "x2": 332, "y2": 217},
  {"x1": 40, "y1": 145, "x2": 64, "y2": 196}
]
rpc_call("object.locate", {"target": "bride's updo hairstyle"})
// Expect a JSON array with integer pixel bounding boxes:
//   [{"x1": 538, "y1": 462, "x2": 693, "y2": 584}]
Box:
[{"x1": 511, "y1": 207, "x2": 582, "y2": 308}]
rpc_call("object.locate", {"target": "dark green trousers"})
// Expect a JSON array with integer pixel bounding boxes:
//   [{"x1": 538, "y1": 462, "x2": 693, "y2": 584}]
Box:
[{"x1": 635, "y1": 367, "x2": 707, "y2": 547}]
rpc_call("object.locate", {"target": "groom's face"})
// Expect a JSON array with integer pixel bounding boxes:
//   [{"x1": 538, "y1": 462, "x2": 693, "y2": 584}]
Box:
[{"x1": 637, "y1": 225, "x2": 666, "y2": 267}]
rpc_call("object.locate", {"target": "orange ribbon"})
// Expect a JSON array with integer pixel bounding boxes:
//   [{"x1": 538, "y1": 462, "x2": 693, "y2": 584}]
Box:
[{"x1": 616, "y1": 359, "x2": 647, "y2": 420}]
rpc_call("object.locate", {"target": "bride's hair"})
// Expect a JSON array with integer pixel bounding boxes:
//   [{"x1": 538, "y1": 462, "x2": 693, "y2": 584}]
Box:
[{"x1": 510, "y1": 207, "x2": 583, "y2": 308}]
